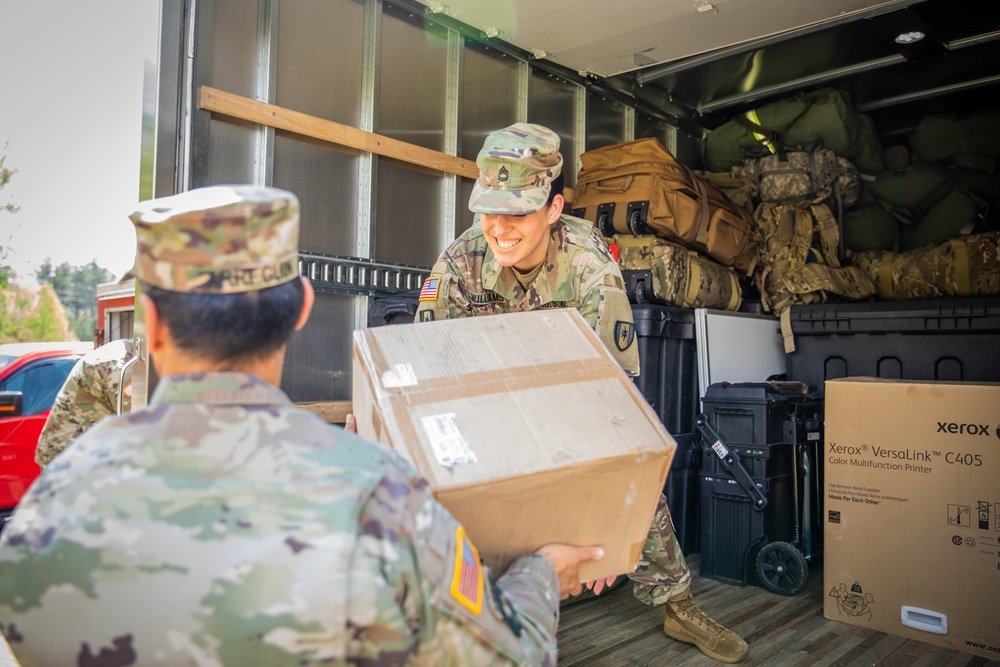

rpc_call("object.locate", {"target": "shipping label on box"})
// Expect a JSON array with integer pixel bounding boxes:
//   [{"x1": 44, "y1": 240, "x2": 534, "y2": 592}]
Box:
[
  {"x1": 353, "y1": 308, "x2": 675, "y2": 581},
  {"x1": 824, "y1": 378, "x2": 1000, "y2": 660}
]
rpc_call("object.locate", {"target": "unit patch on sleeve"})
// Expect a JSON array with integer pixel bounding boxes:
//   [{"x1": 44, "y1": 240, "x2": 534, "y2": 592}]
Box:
[
  {"x1": 451, "y1": 526, "x2": 484, "y2": 614},
  {"x1": 614, "y1": 320, "x2": 635, "y2": 351}
]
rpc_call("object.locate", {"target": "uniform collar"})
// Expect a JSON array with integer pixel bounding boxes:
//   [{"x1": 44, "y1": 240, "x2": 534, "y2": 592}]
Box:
[{"x1": 149, "y1": 372, "x2": 292, "y2": 407}]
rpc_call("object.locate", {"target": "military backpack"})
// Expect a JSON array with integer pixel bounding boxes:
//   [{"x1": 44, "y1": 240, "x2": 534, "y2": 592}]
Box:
[
  {"x1": 754, "y1": 202, "x2": 876, "y2": 351},
  {"x1": 738, "y1": 146, "x2": 860, "y2": 208}
]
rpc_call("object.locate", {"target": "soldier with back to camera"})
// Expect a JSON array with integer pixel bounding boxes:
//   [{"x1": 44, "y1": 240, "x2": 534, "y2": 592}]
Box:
[{"x1": 0, "y1": 184, "x2": 603, "y2": 667}]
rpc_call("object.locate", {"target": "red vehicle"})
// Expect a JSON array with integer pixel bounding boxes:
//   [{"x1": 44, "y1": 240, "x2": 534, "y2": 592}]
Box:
[{"x1": 0, "y1": 341, "x2": 94, "y2": 519}]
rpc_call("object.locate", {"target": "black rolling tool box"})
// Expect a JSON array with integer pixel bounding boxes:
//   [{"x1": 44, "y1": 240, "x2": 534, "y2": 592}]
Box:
[{"x1": 696, "y1": 381, "x2": 823, "y2": 595}]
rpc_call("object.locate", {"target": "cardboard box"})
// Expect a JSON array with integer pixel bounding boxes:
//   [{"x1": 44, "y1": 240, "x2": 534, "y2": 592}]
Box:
[
  {"x1": 352, "y1": 308, "x2": 675, "y2": 581},
  {"x1": 824, "y1": 378, "x2": 1000, "y2": 659}
]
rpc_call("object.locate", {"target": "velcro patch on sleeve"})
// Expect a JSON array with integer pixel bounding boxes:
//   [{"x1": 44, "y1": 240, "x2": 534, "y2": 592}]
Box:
[
  {"x1": 451, "y1": 526, "x2": 484, "y2": 614},
  {"x1": 419, "y1": 276, "x2": 441, "y2": 301}
]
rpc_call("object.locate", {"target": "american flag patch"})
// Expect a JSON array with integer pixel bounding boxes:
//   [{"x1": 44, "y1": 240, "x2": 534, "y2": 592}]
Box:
[
  {"x1": 419, "y1": 277, "x2": 440, "y2": 301},
  {"x1": 450, "y1": 527, "x2": 483, "y2": 614}
]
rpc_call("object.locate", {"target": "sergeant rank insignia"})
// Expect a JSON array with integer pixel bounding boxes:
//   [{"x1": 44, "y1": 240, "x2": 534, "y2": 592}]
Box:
[
  {"x1": 451, "y1": 527, "x2": 484, "y2": 614},
  {"x1": 615, "y1": 320, "x2": 635, "y2": 351}
]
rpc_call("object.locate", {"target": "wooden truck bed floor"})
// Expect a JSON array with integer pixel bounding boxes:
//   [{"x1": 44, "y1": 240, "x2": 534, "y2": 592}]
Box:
[{"x1": 557, "y1": 554, "x2": 999, "y2": 666}]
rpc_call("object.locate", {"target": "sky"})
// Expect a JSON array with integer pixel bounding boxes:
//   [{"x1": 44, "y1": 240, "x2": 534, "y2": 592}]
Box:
[{"x1": 0, "y1": 0, "x2": 160, "y2": 286}]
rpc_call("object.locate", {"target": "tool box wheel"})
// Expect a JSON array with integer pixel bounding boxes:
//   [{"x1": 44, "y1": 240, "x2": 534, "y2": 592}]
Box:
[{"x1": 755, "y1": 541, "x2": 808, "y2": 596}]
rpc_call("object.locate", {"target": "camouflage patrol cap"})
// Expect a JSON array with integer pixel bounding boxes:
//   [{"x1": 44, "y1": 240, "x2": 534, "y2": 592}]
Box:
[
  {"x1": 469, "y1": 122, "x2": 563, "y2": 215},
  {"x1": 128, "y1": 185, "x2": 299, "y2": 294}
]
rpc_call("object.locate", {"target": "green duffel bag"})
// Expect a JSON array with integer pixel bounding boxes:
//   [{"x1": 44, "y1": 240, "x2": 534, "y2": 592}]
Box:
[
  {"x1": 850, "y1": 230, "x2": 1000, "y2": 300},
  {"x1": 868, "y1": 164, "x2": 1000, "y2": 222},
  {"x1": 901, "y1": 189, "x2": 1000, "y2": 251},
  {"x1": 612, "y1": 234, "x2": 742, "y2": 311},
  {"x1": 842, "y1": 204, "x2": 900, "y2": 253},
  {"x1": 867, "y1": 164, "x2": 1000, "y2": 249},
  {"x1": 909, "y1": 108, "x2": 1000, "y2": 171},
  {"x1": 703, "y1": 88, "x2": 884, "y2": 175}
]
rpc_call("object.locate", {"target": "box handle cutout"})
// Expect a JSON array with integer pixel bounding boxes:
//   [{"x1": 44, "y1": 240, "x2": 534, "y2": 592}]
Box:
[{"x1": 900, "y1": 606, "x2": 948, "y2": 635}]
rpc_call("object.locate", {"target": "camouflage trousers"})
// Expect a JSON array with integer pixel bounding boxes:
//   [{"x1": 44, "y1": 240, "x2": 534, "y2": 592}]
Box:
[{"x1": 628, "y1": 492, "x2": 692, "y2": 605}]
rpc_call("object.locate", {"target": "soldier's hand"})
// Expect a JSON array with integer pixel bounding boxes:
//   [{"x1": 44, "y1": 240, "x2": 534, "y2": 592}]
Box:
[
  {"x1": 585, "y1": 575, "x2": 619, "y2": 596},
  {"x1": 533, "y1": 544, "x2": 605, "y2": 599}
]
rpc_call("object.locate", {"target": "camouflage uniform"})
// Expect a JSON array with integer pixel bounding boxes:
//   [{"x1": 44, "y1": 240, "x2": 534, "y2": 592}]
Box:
[
  {"x1": 415, "y1": 213, "x2": 640, "y2": 377},
  {"x1": 0, "y1": 185, "x2": 563, "y2": 666},
  {"x1": 416, "y1": 124, "x2": 692, "y2": 607},
  {"x1": 35, "y1": 338, "x2": 134, "y2": 467}
]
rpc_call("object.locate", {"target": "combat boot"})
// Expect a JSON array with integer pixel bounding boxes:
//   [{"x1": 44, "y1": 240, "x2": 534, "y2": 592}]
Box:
[{"x1": 662, "y1": 591, "x2": 749, "y2": 663}]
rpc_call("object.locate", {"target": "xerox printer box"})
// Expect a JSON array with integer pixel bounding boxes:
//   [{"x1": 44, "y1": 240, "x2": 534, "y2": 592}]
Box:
[{"x1": 823, "y1": 378, "x2": 1000, "y2": 660}]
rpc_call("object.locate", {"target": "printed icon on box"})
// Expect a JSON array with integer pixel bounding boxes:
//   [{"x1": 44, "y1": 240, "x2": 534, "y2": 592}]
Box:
[
  {"x1": 948, "y1": 504, "x2": 970, "y2": 527},
  {"x1": 978, "y1": 501, "x2": 990, "y2": 530},
  {"x1": 830, "y1": 581, "x2": 874, "y2": 621},
  {"x1": 828, "y1": 510, "x2": 841, "y2": 524},
  {"x1": 965, "y1": 537, "x2": 977, "y2": 548}
]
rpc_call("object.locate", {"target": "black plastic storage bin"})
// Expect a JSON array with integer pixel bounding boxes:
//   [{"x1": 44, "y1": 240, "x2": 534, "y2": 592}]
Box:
[
  {"x1": 631, "y1": 305, "x2": 699, "y2": 435},
  {"x1": 664, "y1": 432, "x2": 701, "y2": 555},
  {"x1": 786, "y1": 296, "x2": 1000, "y2": 392}
]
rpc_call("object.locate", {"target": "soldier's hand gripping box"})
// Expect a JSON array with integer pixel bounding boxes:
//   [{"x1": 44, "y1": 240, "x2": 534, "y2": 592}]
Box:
[
  {"x1": 352, "y1": 308, "x2": 675, "y2": 581},
  {"x1": 824, "y1": 378, "x2": 1000, "y2": 660}
]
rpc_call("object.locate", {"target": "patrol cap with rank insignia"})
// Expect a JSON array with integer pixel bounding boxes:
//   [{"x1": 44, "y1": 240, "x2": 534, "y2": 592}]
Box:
[
  {"x1": 469, "y1": 123, "x2": 563, "y2": 216},
  {"x1": 128, "y1": 185, "x2": 300, "y2": 294}
]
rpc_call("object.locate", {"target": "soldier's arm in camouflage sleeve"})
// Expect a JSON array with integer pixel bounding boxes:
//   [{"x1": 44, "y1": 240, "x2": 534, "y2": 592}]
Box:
[
  {"x1": 368, "y1": 459, "x2": 560, "y2": 666},
  {"x1": 414, "y1": 256, "x2": 475, "y2": 323},
  {"x1": 35, "y1": 358, "x2": 113, "y2": 467},
  {"x1": 578, "y1": 263, "x2": 640, "y2": 377}
]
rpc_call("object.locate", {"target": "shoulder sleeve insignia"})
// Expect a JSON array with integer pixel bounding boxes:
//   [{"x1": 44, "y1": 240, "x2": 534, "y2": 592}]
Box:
[
  {"x1": 419, "y1": 310, "x2": 435, "y2": 322},
  {"x1": 451, "y1": 526, "x2": 484, "y2": 614},
  {"x1": 614, "y1": 320, "x2": 635, "y2": 351},
  {"x1": 419, "y1": 276, "x2": 441, "y2": 301}
]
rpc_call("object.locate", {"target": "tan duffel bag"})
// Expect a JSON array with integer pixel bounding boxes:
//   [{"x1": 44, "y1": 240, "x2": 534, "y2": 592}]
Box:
[{"x1": 574, "y1": 138, "x2": 760, "y2": 275}]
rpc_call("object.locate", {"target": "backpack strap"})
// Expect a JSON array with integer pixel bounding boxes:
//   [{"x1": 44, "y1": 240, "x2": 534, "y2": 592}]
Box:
[
  {"x1": 949, "y1": 238, "x2": 972, "y2": 296},
  {"x1": 877, "y1": 252, "x2": 896, "y2": 300},
  {"x1": 810, "y1": 203, "x2": 842, "y2": 267},
  {"x1": 735, "y1": 111, "x2": 785, "y2": 159}
]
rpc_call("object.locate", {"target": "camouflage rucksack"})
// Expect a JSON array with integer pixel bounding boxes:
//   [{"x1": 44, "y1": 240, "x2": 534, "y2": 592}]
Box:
[
  {"x1": 754, "y1": 202, "x2": 876, "y2": 351},
  {"x1": 611, "y1": 234, "x2": 742, "y2": 311},
  {"x1": 849, "y1": 230, "x2": 1000, "y2": 300},
  {"x1": 739, "y1": 146, "x2": 860, "y2": 207}
]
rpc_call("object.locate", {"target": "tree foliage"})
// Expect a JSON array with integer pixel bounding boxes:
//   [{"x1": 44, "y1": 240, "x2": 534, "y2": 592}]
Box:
[
  {"x1": 0, "y1": 282, "x2": 75, "y2": 343},
  {"x1": 35, "y1": 259, "x2": 113, "y2": 341},
  {"x1": 1, "y1": 145, "x2": 19, "y2": 290}
]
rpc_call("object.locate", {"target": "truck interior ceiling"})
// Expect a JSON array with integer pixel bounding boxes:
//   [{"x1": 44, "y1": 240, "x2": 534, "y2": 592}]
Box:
[{"x1": 414, "y1": 0, "x2": 1000, "y2": 153}]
